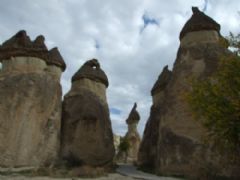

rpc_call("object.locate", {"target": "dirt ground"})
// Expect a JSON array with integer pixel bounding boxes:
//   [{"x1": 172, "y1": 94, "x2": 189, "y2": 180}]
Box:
[{"x1": 0, "y1": 174, "x2": 135, "y2": 180}]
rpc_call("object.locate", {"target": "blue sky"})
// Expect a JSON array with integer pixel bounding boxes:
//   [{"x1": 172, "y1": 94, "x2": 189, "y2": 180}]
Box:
[
  {"x1": 140, "y1": 13, "x2": 159, "y2": 33},
  {"x1": 0, "y1": 0, "x2": 239, "y2": 136}
]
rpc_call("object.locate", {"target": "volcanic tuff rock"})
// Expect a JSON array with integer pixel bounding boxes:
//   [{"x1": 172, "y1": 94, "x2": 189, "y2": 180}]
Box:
[
  {"x1": 123, "y1": 103, "x2": 141, "y2": 163},
  {"x1": 139, "y1": 7, "x2": 238, "y2": 178},
  {"x1": 61, "y1": 59, "x2": 115, "y2": 167},
  {"x1": 138, "y1": 66, "x2": 171, "y2": 169},
  {"x1": 0, "y1": 30, "x2": 65, "y2": 168},
  {"x1": 0, "y1": 30, "x2": 66, "y2": 71}
]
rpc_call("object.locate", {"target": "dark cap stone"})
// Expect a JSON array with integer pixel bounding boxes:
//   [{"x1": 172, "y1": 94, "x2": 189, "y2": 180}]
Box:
[
  {"x1": 48, "y1": 48, "x2": 66, "y2": 71},
  {"x1": 126, "y1": 103, "x2": 140, "y2": 124},
  {"x1": 0, "y1": 30, "x2": 66, "y2": 71},
  {"x1": 72, "y1": 59, "x2": 109, "y2": 87},
  {"x1": 179, "y1": 7, "x2": 220, "y2": 40}
]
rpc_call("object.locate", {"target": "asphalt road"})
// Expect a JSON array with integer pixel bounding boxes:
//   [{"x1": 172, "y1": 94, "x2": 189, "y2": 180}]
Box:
[{"x1": 116, "y1": 164, "x2": 183, "y2": 180}]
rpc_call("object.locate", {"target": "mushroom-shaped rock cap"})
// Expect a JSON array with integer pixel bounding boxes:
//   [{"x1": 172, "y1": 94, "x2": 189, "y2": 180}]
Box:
[
  {"x1": 180, "y1": 7, "x2": 220, "y2": 40},
  {"x1": 0, "y1": 30, "x2": 66, "y2": 71},
  {"x1": 48, "y1": 48, "x2": 66, "y2": 71},
  {"x1": 2, "y1": 30, "x2": 32, "y2": 48},
  {"x1": 151, "y1": 65, "x2": 172, "y2": 96},
  {"x1": 126, "y1": 103, "x2": 140, "y2": 125},
  {"x1": 72, "y1": 59, "x2": 109, "y2": 87}
]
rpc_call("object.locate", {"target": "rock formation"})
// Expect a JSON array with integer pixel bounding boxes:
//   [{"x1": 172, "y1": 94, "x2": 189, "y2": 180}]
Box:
[
  {"x1": 124, "y1": 103, "x2": 141, "y2": 163},
  {"x1": 113, "y1": 134, "x2": 121, "y2": 155},
  {"x1": 138, "y1": 65, "x2": 171, "y2": 169},
  {"x1": 116, "y1": 103, "x2": 141, "y2": 164},
  {"x1": 61, "y1": 59, "x2": 115, "y2": 167},
  {"x1": 0, "y1": 30, "x2": 66, "y2": 168},
  {"x1": 138, "y1": 7, "x2": 238, "y2": 178}
]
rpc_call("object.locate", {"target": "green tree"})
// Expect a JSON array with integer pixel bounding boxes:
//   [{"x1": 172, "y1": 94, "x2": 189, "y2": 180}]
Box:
[
  {"x1": 228, "y1": 32, "x2": 240, "y2": 55},
  {"x1": 187, "y1": 33, "x2": 240, "y2": 156},
  {"x1": 118, "y1": 137, "x2": 130, "y2": 152},
  {"x1": 118, "y1": 137, "x2": 130, "y2": 163}
]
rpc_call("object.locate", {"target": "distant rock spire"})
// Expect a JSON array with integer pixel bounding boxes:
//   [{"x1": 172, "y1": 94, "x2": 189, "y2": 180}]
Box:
[
  {"x1": 179, "y1": 7, "x2": 220, "y2": 40},
  {"x1": 126, "y1": 103, "x2": 140, "y2": 124},
  {"x1": 71, "y1": 59, "x2": 109, "y2": 87}
]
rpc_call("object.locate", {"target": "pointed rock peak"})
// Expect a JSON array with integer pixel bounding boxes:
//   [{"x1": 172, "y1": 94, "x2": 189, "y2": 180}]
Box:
[
  {"x1": 162, "y1": 65, "x2": 169, "y2": 72},
  {"x1": 133, "y1": 102, "x2": 137, "y2": 110},
  {"x1": 126, "y1": 103, "x2": 140, "y2": 124},
  {"x1": 33, "y1": 35, "x2": 48, "y2": 50},
  {"x1": 15, "y1": 30, "x2": 27, "y2": 38},
  {"x1": 48, "y1": 47, "x2": 66, "y2": 71},
  {"x1": 151, "y1": 65, "x2": 172, "y2": 96},
  {"x1": 179, "y1": 7, "x2": 220, "y2": 40},
  {"x1": 71, "y1": 58, "x2": 109, "y2": 87},
  {"x1": 192, "y1": 7, "x2": 200, "y2": 14}
]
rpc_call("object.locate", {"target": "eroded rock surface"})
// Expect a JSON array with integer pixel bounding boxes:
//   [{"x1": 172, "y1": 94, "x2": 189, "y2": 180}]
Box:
[
  {"x1": 122, "y1": 103, "x2": 141, "y2": 163},
  {"x1": 138, "y1": 65, "x2": 171, "y2": 169},
  {"x1": 139, "y1": 7, "x2": 238, "y2": 178},
  {"x1": 0, "y1": 30, "x2": 65, "y2": 168},
  {"x1": 61, "y1": 59, "x2": 115, "y2": 167}
]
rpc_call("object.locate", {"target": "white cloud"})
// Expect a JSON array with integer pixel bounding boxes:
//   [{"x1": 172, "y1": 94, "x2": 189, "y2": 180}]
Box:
[{"x1": 0, "y1": 0, "x2": 239, "y2": 136}]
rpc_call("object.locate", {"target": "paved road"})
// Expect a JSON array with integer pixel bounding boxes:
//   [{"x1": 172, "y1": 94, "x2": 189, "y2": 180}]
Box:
[{"x1": 116, "y1": 164, "x2": 182, "y2": 180}]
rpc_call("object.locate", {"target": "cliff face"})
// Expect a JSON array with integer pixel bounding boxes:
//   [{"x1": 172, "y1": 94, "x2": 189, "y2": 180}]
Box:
[
  {"x1": 139, "y1": 7, "x2": 236, "y2": 178},
  {"x1": 0, "y1": 30, "x2": 65, "y2": 168},
  {"x1": 61, "y1": 59, "x2": 115, "y2": 167}
]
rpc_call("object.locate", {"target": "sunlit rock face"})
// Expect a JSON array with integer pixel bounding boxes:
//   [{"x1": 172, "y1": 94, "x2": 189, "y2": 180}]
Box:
[
  {"x1": 61, "y1": 59, "x2": 115, "y2": 167},
  {"x1": 0, "y1": 30, "x2": 65, "y2": 168},
  {"x1": 139, "y1": 7, "x2": 239, "y2": 178}
]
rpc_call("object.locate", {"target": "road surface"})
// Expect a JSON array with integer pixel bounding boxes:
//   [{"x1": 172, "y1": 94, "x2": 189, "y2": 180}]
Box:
[{"x1": 116, "y1": 164, "x2": 182, "y2": 180}]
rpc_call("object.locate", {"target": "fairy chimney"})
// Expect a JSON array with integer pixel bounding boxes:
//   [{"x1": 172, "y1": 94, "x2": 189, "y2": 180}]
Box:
[
  {"x1": 61, "y1": 59, "x2": 115, "y2": 167},
  {"x1": 139, "y1": 7, "x2": 238, "y2": 178},
  {"x1": 124, "y1": 103, "x2": 141, "y2": 163},
  {"x1": 0, "y1": 30, "x2": 65, "y2": 168}
]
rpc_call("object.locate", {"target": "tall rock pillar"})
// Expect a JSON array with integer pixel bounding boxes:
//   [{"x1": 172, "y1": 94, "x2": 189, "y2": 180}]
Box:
[
  {"x1": 0, "y1": 30, "x2": 66, "y2": 168},
  {"x1": 156, "y1": 7, "x2": 234, "y2": 177},
  {"x1": 139, "y1": 7, "x2": 238, "y2": 178},
  {"x1": 124, "y1": 103, "x2": 141, "y2": 163},
  {"x1": 61, "y1": 59, "x2": 115, "y2": 167}
]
